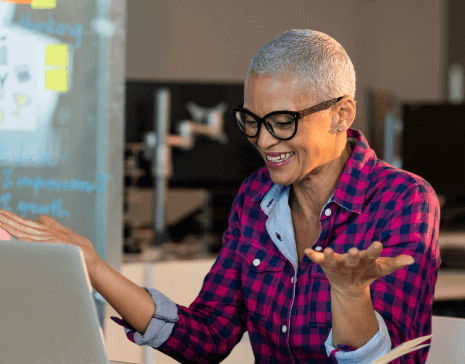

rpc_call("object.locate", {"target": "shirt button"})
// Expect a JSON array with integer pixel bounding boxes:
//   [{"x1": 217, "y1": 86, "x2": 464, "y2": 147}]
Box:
[
  {"x1": 276, "y1": 233, "x2": 282, "y2": 240},
  {"x1": 282, "y1": 325, "x2": 287, "y2": 333},
  {"x1": 253, "y1": 259, "x2": 261, "y2": 267},
  {"x1": 291, "y1": 277, "x2": 295, "y2": 284},
  {"x1": 325, "y1": 208, "x2": 331, "y2": 216},
  {"x1": 315, "y1": 246, "x2": 323, "y2": 252}
]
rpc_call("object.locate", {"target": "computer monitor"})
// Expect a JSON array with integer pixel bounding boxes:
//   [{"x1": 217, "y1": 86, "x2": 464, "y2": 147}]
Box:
[
  {"x1": 125, "y1": 81, "x2": 265, "y2": 189},
  {"x1": 0, "y1": 239, "x2": 134, "y2": 364}
]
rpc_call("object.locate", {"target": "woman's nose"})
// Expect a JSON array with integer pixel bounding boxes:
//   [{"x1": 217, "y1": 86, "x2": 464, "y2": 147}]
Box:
[{"x1": 254, "y1": 124, "x2": 279, "y2": 148}]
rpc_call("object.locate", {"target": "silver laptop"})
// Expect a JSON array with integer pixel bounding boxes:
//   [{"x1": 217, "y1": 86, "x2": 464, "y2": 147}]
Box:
[{"x1": 0, "y1": 239, "x2": 135, "y2": 364}]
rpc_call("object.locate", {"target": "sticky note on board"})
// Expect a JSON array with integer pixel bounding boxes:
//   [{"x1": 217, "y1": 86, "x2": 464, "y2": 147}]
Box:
[
  {"x1": 31, "y1": 0, "x2": 56, "y2": 9},
  {"x1": 45, "y1": 44, "x2": 68, "y2": 67},
  {"x1": 45, "y1": 69, "x2": 68, "y2": 92},
  {"x1": 1, "y1": 1, "x2": 33, "y2": 4},
  {"x1": 0, "y1": 228, "x2": 10, "y2": 241},
  {"x1": 45, "y1": 44, "x2": 68, "y2": 92}
]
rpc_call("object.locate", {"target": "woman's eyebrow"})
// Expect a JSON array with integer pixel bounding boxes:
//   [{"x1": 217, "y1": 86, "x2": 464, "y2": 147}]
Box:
[{"x1": 242, "y1": 106, "x2": 259, "y2": 115}]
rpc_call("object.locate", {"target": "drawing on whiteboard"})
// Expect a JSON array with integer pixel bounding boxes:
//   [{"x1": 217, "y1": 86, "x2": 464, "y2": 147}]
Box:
[
  {"x1": 0, "y1": 71, "x2": 6, "y2": 88},
  {"x1": 0, "y1": 35, "x2": 5, "y2": 65},
  {"x1": 12, "y1": 93, "x2": 31, "y2": 117},
  {"x1": 0, "y1": 2, "x2": 74, "y2": 166},
  {"x1": 15, "y1": 64, "x2": 30, "y2": 82}
]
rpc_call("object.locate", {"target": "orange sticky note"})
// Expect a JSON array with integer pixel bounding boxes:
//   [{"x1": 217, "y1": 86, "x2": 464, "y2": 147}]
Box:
[{"x1": 1, "y1": 1, "x2": 34, "y2": 4}]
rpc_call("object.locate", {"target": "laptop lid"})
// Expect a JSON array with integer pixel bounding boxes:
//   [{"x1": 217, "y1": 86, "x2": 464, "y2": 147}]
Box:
[{"x1": 0, "y1": 239, "x2": 133, "y2": 364}]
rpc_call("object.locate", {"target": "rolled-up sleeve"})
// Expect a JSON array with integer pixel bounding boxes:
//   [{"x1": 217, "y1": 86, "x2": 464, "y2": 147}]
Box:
[
  {"x1": 110, "y1": 288, "x2": 179, "y2": 348},
  {"x1": 325, "y1": 310, "x2": 391, "y2": 363}
]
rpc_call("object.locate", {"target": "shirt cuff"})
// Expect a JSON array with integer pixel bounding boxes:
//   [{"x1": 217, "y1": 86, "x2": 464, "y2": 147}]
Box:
[
  {"x1": 325, "y1": 310, "x2": 391, "y2": 364},
  {"x1": 110, "y1": 287, "x2": 179, "y2": 348}
]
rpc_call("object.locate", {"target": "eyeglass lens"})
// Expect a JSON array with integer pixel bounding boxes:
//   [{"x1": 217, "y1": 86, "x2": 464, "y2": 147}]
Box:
[{"x1": 235, "y1": 111, "x2": 295, "y2": 139}]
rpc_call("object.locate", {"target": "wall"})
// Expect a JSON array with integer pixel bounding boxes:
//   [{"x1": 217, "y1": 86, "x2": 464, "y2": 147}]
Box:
[
  {"x1": 356, "y1": 0, "x2": 445, "y2": 102},
  {"x1": 125, "y1": 0, "x2": 445, "y2": 140}
]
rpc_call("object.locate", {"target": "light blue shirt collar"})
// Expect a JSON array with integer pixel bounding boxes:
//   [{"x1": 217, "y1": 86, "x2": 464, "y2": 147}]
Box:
[{"x1": 261, "y1": 183, "x2": 334, "y2": 271}]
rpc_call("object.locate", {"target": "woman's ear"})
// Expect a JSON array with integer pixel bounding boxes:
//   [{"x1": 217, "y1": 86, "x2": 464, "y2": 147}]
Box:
[{"x1": 337, "y1": 99, "x2": 356, "y2": 129}]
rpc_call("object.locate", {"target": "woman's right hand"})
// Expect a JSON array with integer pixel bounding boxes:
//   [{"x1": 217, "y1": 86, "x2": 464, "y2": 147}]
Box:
[{"x1": 0, "y1": 209, "x2": 102, "y2": 275}]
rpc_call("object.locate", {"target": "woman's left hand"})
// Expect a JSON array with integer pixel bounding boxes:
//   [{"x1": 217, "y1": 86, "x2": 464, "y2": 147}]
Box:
[
  {"x1": 0, "y1": 209, "x2": 101, "y2": 275},
  {"x1": 305, "y1": 241, "x2": 414, "y2": 297}
]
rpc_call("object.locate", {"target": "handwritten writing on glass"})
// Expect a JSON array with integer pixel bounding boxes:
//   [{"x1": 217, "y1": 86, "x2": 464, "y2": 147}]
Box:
[
  {"x1": 18, "y1": 13, "x2": 83, "y2": 50},
  {"x1": 17, "y1": 198, "x2": 70, "y2": 218},
  {"x1": 2, "y1": 167, "x2": 112, "y2": 196},
  {"x1": 0, "y1": 192, "x2": 12, "y2": 211}
]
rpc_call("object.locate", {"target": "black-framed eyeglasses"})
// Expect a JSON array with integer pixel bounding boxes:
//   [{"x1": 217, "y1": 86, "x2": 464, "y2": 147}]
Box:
[{"x1": 231, "y1": 96, "x2": 344, "y2": 140}]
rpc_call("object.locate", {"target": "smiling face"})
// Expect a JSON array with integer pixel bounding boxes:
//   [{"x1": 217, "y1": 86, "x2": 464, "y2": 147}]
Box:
[{"x1": 244, "y1": 73, "x2": 353, "y2": 186}]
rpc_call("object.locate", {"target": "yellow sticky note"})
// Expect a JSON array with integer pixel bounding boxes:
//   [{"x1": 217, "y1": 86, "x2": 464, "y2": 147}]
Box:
[
  {"x1": 45, "y1": 69, "x2": 68, "y2": 92},
  {"x1": 45, "y1": 44, "x2": 68, "y2": 67},
  {"x1": 31, "y1": 0, "x2": 56, "y2": 9}
]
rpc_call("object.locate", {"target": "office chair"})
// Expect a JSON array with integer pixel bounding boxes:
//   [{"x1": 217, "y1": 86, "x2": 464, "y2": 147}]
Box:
[{"x1": 426, "y1": 315, "x2": 465, "y2": 363}]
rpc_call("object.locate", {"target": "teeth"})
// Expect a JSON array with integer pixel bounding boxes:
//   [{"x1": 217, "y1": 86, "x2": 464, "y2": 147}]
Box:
[{"x1": 266, "y1": 152, "x2": 294, "y2": 161}]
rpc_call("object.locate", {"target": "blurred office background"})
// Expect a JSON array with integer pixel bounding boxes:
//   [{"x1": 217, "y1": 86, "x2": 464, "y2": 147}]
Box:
[
  {"x1": 2, "y1": 0, "x2": 465, "y2": 362},
  {"x1": 122, "y1": 0, "x2": 447, "y2": 260}
]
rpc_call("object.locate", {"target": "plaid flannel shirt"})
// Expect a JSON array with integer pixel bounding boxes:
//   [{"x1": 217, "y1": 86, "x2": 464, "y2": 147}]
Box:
[{"x1": 112, "y1": 128, "x2": 441, "y2": 363}]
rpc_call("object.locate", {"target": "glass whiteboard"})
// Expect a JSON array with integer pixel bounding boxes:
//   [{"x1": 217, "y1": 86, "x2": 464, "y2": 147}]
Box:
[{"x1": 0, "y1": 0, "x2": 126, "y2": 328}]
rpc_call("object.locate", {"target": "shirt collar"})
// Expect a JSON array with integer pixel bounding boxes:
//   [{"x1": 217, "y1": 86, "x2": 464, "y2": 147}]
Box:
[{"x1": 252, "y1": 128, "x2": 377, "y2": 215}]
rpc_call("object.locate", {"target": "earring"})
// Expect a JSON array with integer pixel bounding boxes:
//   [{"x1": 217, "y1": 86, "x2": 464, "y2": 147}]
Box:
[{"x1": 337, "y1": 128, "x2": 342, "y2": 132}]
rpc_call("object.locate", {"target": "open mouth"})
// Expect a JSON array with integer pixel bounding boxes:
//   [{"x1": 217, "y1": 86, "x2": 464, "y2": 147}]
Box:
[{"x1": 266, "y1": 152, "x2": 295, "y2": 162}]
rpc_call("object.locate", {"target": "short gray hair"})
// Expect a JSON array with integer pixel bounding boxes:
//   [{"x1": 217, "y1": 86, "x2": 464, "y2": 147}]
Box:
[{"x1": 246, "y1": 29, "x2": 356, "y2": 106}]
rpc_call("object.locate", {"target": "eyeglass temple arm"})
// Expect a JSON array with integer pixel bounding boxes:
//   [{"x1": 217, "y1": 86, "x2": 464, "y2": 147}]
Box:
[{"x1": 299, "y1": 96, "x2": 345, "y2": 118}]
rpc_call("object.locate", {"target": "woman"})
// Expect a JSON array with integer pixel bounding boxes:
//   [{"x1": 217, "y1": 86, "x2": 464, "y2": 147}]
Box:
[{"x1": 0, "y1": 30, "x2": 440, "y2": 363}]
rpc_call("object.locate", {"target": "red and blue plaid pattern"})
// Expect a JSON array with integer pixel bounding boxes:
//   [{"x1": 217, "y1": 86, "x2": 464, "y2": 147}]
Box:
[{"x1": 112, "y1": 128, "x2": 441, "y2": 363}]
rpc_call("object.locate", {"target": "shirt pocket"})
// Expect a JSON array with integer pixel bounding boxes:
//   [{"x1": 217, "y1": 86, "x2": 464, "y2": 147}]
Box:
[
  {"x1": 239, "y1": 242, "x2": 286, "y2": 321},
  {"x1": 307, "y1": 263, "x2": 332, "y2": 328}
]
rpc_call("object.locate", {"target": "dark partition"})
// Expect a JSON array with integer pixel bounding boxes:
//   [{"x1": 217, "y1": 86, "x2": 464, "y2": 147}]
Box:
[{"x1": 402, "y1": 103, "x2": 465, "y2": 229}]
